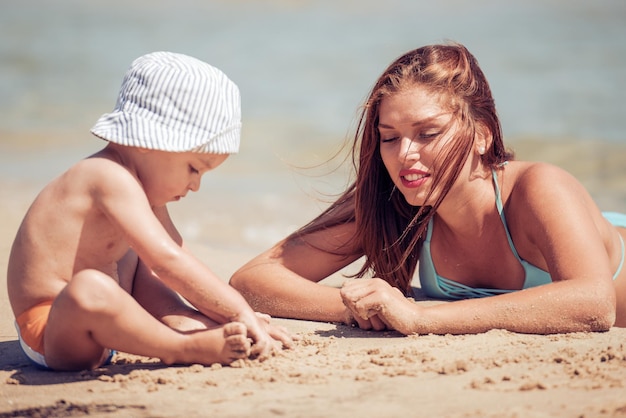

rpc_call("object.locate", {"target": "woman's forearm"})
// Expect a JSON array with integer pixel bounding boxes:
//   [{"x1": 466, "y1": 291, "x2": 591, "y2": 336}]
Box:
[
  {"x1": 408, "y1": 279, "x2": 616, "y2": 335},
  {"x1": 231, "y1": 263, "x2": 348, "y2": 323}
]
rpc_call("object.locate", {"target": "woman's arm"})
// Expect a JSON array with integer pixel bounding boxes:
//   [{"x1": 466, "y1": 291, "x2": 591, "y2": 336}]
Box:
[
  {"x1": 230, "y1": 221, "x2": 362, "y2": 323},
  {"x1": 342, "y1": 274, "x2": 615, "y2": 335}
]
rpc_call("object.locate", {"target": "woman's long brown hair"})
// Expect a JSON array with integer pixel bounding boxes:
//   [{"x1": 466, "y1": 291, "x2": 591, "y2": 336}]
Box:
[{"x1": 289, "y1": 42, "x2": 513, "y2": 294}]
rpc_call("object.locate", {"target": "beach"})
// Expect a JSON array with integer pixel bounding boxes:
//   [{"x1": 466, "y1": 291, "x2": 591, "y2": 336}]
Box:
[
  {"x1": 1, "y1": 134, "x2": 626, "y2": 418},
  {"x1": 1, "y1": 201, "x2": 626, "y2": 418},
  {"x1": 2, "y1": 318, "x2": 626, "y2": 418}
]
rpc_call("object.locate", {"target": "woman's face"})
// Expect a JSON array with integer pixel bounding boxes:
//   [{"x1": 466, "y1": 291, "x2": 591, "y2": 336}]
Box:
[{"x1": 377, "y1": 85, "x2": 457, "y2": 207}]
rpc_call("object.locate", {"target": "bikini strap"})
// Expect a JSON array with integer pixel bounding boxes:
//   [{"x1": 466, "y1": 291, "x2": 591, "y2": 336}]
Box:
[
  {"x1": 491, "y1": 169, "x2": 523, "y2": 262},
  {"x1": 425, "y1": 216, "x2": 434, "y2": 243},
  {"x1": 614, "y1": 234, "x2": 624, "y2": 280}
]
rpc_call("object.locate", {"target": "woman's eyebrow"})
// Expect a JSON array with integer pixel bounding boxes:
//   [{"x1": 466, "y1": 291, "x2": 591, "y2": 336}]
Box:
[{"x1": 378, "y1": 115, "x2": 448, "y2": 130}]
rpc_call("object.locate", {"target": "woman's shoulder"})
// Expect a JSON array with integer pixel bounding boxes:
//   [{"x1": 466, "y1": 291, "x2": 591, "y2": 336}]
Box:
[
  {"x1": 505, "y1": 160, "x2": 589, "y2": 213},
  {"x1": 508, "y1": 160, "x2": 568, "y2": 178},
  {"x1": 508, "y1": 161, "x2": 579, "y2": 192}
]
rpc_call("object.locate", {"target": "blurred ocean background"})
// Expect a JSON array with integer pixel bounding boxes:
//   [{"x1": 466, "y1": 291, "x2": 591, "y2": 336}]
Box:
[{"x1": 1, "y1": 0, "x2": 625, "y2": 267}]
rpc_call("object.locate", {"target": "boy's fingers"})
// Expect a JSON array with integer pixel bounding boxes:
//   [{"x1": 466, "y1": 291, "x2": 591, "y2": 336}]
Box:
[
  {"x1": 250, "y1": 340, "x2": 272, "y2": 361},
  {"x1": 269, "y1": 324, "x2": 297, "y2": 348},
  {"x1": 255, "y1": 312, "x2": 272, "y2": 324}
]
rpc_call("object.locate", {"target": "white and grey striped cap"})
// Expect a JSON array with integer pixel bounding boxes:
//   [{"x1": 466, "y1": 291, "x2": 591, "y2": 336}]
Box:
[{"x1": 91, "y1": 51, "x2": 241, "y2": 154}]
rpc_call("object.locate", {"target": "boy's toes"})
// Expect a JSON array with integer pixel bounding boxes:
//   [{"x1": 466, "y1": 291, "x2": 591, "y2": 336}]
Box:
[
  {"x1": 223, "y1": 321, "x2": 247, "y2": 337},
  {"x1": 223, "y1": 322, "x2": 251, "y2": 357}
]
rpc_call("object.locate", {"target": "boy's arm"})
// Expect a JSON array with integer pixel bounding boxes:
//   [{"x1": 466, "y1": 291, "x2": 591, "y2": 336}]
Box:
[
  {"x1": 152, "y1": 204, "x2": 183, "y2": 246},
  {"x1": 149, "y1": 204, "x2": 230, "y2": 324},
  {"x1": 93, "y1": 162, "x2": 257, "y2": 328}
]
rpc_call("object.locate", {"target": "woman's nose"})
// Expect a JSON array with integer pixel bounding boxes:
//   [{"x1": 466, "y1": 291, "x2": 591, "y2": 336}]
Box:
[{"x1": 398, "y1": 137, "x2": 420, "y2": 160}]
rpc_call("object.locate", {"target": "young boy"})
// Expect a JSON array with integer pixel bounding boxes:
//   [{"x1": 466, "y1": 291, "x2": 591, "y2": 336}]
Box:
[{"x1": 7, "y1": 51, "x2": 293, "y2": 371}]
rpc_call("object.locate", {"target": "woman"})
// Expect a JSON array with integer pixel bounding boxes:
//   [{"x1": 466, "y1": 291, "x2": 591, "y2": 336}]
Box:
[{"x1": 230, "y1": 42, "x2": 626, "y2": 335}]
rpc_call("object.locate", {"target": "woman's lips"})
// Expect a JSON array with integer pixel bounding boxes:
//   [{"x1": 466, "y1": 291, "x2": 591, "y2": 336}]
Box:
[{"x1": 399, "y1": 170, "x2": 429, "y2": 188}]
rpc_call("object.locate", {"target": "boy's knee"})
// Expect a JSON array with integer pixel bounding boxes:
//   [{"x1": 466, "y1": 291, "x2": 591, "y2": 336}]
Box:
[{"x1": 63, "y1": 269, "x2": 121, "y2": 312}]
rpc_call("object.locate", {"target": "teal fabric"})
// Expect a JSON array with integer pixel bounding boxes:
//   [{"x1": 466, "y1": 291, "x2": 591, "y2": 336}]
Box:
[{"x1": 419, "y1": 170, "x2": 624, "y2": 299}]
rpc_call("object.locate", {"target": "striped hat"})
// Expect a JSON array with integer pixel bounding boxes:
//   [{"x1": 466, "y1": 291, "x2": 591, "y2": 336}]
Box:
[{"x1": 91, "y1": 51, "x2": 241, "y2": 154}]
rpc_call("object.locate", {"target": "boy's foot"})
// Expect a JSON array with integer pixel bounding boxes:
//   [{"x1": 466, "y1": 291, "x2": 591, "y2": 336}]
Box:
[{"x1": 181, "y1": 322, "x2": 251, "y2": 366}]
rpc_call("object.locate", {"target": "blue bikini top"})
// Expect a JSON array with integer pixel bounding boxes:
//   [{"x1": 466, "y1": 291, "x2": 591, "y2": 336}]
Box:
[{"x1": 418, "y1": 169, "x2": 624, "y2": 299}]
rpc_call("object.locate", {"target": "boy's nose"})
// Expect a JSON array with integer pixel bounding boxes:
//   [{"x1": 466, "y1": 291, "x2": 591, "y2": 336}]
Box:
[{"x1": 188, "y1": 177, "x2": 201, "y2": 192}]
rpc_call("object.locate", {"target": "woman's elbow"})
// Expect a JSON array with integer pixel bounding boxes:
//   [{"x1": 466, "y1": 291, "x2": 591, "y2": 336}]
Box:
[
  {"x1": 585, "y1": 304, "x2": 615, "y2": 332},
  {"x1": 229, "y1": 265, "x2": 254, "y2": 293},
  {"x1": 582, "y1": 287, "x2": 616, "y2": 332}
]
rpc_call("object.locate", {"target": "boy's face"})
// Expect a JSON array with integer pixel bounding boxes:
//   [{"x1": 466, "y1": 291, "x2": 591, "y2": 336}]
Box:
[{"x1": 139, "y1": 150, "x2": 228, "y2": 206}]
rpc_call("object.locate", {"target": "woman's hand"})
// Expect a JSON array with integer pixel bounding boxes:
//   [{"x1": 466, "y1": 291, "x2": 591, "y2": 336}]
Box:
[
  {"x1": 340, "y1": 278, "x2": 420, "y2": 335},
  {"x1": 342, "y1": 306, "x2": 390, "y2": 331}
]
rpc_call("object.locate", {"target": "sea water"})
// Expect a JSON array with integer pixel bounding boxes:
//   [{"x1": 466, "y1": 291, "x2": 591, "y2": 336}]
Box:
[{"x1": 1, "y1": 0, "x2": 625, "y2": 254}]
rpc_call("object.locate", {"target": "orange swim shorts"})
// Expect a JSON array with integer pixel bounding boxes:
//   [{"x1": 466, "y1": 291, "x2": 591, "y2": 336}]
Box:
[{"x1": 15, "y1": 300, "x2": 53, "y2": 356}]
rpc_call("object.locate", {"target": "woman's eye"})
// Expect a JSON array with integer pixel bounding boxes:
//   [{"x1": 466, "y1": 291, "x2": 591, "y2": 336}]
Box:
[
  {"x1": 189, "y1": 165, "x2": 199, "y2": 174},
  {"x1": 381, "y1": 137, "x2": 398, "y2": 143},
  {"x1": 419, "y1": 132, "x2": 440, "y2": 140}
]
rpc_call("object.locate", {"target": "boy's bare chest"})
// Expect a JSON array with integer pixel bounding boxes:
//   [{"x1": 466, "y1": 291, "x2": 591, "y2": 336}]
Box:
[{"x1": 76, "y1": 212, "x2": 131, "y2": 266}]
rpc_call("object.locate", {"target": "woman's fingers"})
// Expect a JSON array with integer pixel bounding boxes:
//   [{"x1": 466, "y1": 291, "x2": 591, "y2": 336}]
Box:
[
  {"x1": 340, "y1": 279, "x2": 389, "y2": 317},
  {"x1": 368, "y1": 314, "x2": 388, "y2": 331}
]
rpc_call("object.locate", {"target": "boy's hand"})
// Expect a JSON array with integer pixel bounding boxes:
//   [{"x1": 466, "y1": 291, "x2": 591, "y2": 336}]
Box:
[
  {"x1": 255, "y1": 311, "x2": 296, "y2": 348},
  {"x1": 236, "y1": 311, "x2": 295, "y2": 360}
]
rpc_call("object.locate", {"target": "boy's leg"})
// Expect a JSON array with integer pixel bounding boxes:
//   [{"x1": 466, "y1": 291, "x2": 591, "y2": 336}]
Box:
[
  {"x1": 43, "y1": 269, "x2": 251, "y2": 371},
  {"x1": 131, "y1": 258, "x2": 222, "y2": 332},
  {"x1": 132, "y1": 255, "x2": 295, "y2": 350}
]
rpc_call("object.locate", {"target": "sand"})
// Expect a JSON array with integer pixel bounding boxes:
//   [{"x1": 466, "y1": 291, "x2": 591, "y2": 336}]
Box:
[
  {"x1": 1, "y1": 141, "x2": 626, "y2": 418},
  {"x1": 2, "y1": 296, "x2": 626, "y2": 418},
  {"x1": 2, "y1": 322, "x2": 626, "y2": 418}
]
